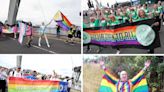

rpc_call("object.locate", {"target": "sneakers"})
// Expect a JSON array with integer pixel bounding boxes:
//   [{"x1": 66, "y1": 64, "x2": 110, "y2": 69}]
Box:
[
  {"x1": 47, "y1": 44, "x2": 50, "y2": 48},
  {"x1": 38, "y1": 44, "x2": 41, "y2": 47},
  {"x1": 116, "y1": 50, "x2": 120, "y2": 54}
]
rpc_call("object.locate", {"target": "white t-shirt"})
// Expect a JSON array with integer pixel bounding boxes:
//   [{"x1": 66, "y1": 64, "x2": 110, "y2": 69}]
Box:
[
  {"x1": 40, "y1": 25, "x2": 46, "y2": 34},
  {"x1": 68, "y1": 80, "x2": 72, "y2": 88},
  {"x1": 10, "y1": 71, "x2": 22, "y2": 78}
]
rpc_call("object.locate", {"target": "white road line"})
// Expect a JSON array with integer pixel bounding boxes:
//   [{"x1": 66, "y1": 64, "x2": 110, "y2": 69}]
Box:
[
  {"x1": 9, "y1": 37, "x2": 57, "y2": 54},
  {"x1": 32, "y1": 45, "x2": 57, "y2": 54}
]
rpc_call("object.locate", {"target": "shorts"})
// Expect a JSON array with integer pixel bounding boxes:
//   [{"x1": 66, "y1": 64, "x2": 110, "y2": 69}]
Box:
[{"x1": 68, "y1": 34, "x2": 73, "y2": 38}]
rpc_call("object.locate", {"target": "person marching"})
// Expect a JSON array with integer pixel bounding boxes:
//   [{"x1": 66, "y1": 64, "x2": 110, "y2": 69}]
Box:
[
  {"x1": 26, "y1": 22, "x2": 33, "y2": 48},
  {"x1": 56, "y1": 25, "x2": 61, "y2": 38},
  {"x1": 38, "y1": 22, "x2": 51, "y2": 48},
  {"x1": 66, "y1": 26, "x2": 74, "y2": 44}
]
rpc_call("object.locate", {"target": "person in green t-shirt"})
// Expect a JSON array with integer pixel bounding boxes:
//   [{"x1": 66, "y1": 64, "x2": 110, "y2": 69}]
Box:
[
  {"x1": 107, "y1": 15, "x2": 120, "y2": 26},
  {"x1": 129, "y1": 7, "x2": 138, "y2": 20},
  {"x1": 83, "y1": 16, "x2": 90, "y2": 28},
  {"x1": 115, "y1": 8, "x2": 124, "y2": 23},
  {"x1": 132, "y1": 9, "x2": 148, "y2": 22},
  {"x1": 89, "y1": 17, "x2": 100, "y2": 27},
  {"x1": 142, "y1": 4, "x2": 150, "y2": 15},
  {"x1": 121, "y1": 10, "x2": 129, "y2": 23},
  {"x1": 152, "y1": 4, "x2": 161, "y2": 17},
  {"x1": 100, "y1": 18, "x2": 107, "y2": 27}
]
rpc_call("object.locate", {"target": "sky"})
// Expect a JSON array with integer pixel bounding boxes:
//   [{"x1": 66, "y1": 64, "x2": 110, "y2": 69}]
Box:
[
  {"x1": 83, "y1": 0, "x2": 130, "y2": 10},
  {"x1": 0, "y1": 55, "x2": 82, "y2": 77},
  {"x1": 0, "y1": 0, "x2": 81, "y2": 26}
]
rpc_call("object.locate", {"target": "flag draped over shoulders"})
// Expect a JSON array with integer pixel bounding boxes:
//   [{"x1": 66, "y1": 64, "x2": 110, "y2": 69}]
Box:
[
  {"x1": 99, "y1": 69, "x2": 149, "y2": 92},
  {"x1": 99, "y1": 69, "x2": 118, "y2": 92}
]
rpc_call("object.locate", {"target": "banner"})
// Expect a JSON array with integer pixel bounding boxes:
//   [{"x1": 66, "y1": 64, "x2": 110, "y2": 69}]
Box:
[
  {"x1": 8, "y1": 77, "x2": 68, "y2": 92},
  {"x1": 84, "y1": 19, "x2": 159, "y2": 48}
]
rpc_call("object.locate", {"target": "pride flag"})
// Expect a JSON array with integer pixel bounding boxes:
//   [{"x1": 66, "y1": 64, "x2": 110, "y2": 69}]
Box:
[
  {"x1": 18, "y1": 22, "x2": 26, "y2": 44},
  {"x1": 8, "y1": 77, "x2": 68, "y2": 92},
  {"x1": 54, "y1": 11, "x2": 72, "y2": 31},
  {"x1": 2, "y1": 27, "x2": 13, "y2": 34},
  {"x1": 99, "y1": 69, "x2": 149, "y2": 92}
]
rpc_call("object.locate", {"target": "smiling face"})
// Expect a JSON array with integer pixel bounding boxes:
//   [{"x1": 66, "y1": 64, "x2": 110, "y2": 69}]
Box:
[
  {"x1": 120, "y1": 71, "x2": 128, "y2": 82},
  {"x1": 138, "y1": 10, "x2": 146, "y2": 18}
]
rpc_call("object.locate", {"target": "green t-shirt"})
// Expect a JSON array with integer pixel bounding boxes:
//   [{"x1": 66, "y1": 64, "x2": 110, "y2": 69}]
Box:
[
  {"x1": 122, "y1": 16, "x2": 128, "y2": 23},
  {"x1": 158, "y1": 6, "x2": 163, "y2": 13},
  {"x1": 152, "y1": 9, "x2": 160, "y2": 16},
  {"x1": 107, "y1": 19, "x2": 120, "y2": 26},
  {"x1": 130, "y1": 11, "x2": 138, "y2": 20},
  {"x1": 83, "y1": 22, "x2": 87, "y2": 28},
  {"x1": 133, "y1": 17, "x2": 148, "y2": 22},
  {"x1": 100, "y1": 20, "x2": 107, "y2": 27},
  {"x1": 143, "y1": 8, "x2": 149, "y2": 15},
  {"x1": 90, "y1": 19, "x2": 100, "y2": 27}
]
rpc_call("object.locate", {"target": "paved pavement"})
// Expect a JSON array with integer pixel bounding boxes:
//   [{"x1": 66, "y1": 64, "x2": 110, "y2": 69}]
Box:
[
  {"x1": 83, "y1": 23, "x2": 164, "y2": 54},
  {"x1": 0, "y1": 34, "x2": 81, "y2": 54}
]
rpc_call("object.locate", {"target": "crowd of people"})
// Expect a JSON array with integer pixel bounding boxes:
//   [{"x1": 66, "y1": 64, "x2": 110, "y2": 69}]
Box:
[
  {"x1": 0, "y1": 66, "x2": 74, "y2": 92},
  {"x1": 83, "y1": 0, "x2": 164, "y2": 54}
]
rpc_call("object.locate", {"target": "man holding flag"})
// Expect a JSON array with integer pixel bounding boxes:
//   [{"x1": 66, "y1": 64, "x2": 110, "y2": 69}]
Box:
[{"x1": 99, "y1": 60, "x2": 151, "y2": 92}]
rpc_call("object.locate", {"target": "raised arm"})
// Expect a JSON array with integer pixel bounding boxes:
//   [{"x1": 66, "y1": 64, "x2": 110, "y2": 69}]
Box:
[
  {"x1": 131, "y1": 60, "x2": 151, "y2": 85},
  {"x1": 45, "y1": 19, "x2": 54, "y2": 27},
  {"x1": 100, "y1": 61, "x2": 119, "y2": 84}
]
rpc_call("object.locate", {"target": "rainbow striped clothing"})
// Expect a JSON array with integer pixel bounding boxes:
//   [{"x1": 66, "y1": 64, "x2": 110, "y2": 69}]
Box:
[
  {"x1": 116, "y1": 81, "x2": 132, "y2": 92},
  {"x1": 99, "y1": 68, "x2": 149, "y2": 92}
]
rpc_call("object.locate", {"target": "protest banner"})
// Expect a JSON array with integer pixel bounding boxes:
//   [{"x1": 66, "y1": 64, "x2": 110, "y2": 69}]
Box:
[
  {"x1": 8, "y1": 77, "x2": 68, "y2": 92},
  {"x1": 84, "y1": 19, "x2": 160, "y2": 49}
]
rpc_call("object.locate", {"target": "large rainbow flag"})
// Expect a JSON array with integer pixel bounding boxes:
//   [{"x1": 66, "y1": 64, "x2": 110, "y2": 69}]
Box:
[
  {"x1": 54, "y1": 11, "x2": 72, "y2": 31},
  {"x1": 8, "y1": 77, "x2": 68, "y2": 92},
  {"x1": 99, "y1": 69, "x2": 149, "y2": 92},
  {"x1": 84, "y1": 19, "x2": 161, "y2": 49}
]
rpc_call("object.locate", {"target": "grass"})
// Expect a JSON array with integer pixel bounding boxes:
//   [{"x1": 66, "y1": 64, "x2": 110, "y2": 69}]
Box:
[{"x1": 83, "y1": 63, "x2": 104, "y2": 92}]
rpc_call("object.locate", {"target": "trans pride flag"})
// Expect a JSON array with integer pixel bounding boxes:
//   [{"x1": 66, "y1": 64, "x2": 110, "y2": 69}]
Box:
[
  {"x1": 18, "y1": 22, "x2": 26, "y2": 44},
  {"x1": 99, "y1": 69, "x2": 149, "y2": 92},
  {"x1": 54, "y1": 11, "x2": 72, "y2": 31},
  {"x1": 8, "y1": 77, "x2": 68, "y2": 92}
]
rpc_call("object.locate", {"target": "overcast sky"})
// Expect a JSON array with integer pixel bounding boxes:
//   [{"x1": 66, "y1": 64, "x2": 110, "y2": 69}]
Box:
[
  {"x1": 0, "y1": 0, "x2": 81, "y2": 26},
  {"x1": 0, "y1": 55, "x2": 82, "y2": 77},
  {"x1": 83, "y1": 0, "x2": 130, "y2": 10}
]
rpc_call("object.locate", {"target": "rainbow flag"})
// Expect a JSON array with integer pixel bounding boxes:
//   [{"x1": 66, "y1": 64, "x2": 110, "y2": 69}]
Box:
[
  {"x1": 8, "y1": 77, "x2": 68, "y2": 92},
  {"x1": 131, "y1": 71, "x2": 149, "y2": 92},
  {"x1": 54, "y1": 11, "x2": 72, "y2": 31},
  {"x1": 2, "y1": 27, "x2": 13, "y2": 34},
  {"x1": 85, "y1": 26, "x2": 140, "y2": 46},
  {"x1": 99, "y1": 69, "x2": 149, "y2": 92}
]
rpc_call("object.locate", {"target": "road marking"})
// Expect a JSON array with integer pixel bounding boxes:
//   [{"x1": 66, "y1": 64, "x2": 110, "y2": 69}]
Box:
[
  {"x1": 9, "y1": 37, "x2": 57, "y2": 54},
  {"x1": 32, "y1": 45, "x2": 57, "y2": 54}
]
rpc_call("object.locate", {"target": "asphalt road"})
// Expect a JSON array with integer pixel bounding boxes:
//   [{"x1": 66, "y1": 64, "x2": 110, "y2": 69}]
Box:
[
  {"x1": 0, "y1": 35, "x2": 81, "y2": 54},
  {"x1": 83, "y1": 23, "x2": 164, "y2": 54}
]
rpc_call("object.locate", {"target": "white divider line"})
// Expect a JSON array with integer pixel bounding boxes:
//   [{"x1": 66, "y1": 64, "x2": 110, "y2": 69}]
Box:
[
  {"x1": 9, "y1": 37, "x2": 57, "y2": 54},
  {"x1": 32, "y1": 45, "x2": 57, "y2": 54}
]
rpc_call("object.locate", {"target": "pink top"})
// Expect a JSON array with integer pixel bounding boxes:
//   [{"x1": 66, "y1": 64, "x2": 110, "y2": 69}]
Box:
[{"x1": 26, "y1": 25, "x2": 32, "y2": 36}]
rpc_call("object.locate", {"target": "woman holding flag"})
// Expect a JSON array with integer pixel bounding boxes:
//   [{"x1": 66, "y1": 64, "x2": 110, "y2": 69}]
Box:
[{"x1": 38, "y1": 21, "x2": 52, "y2": 48}]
